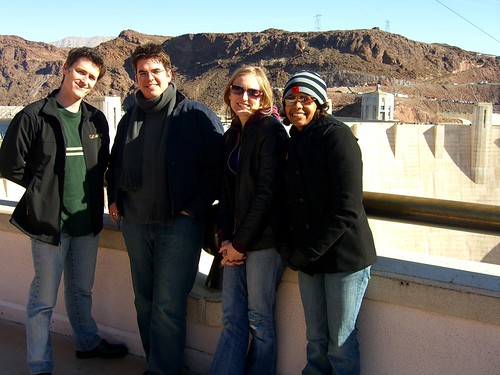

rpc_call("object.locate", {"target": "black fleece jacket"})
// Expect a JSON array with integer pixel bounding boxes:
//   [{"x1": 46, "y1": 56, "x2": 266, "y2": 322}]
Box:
[{"x1": 0, "y1": 90, "x2": 109, "y2": 245}]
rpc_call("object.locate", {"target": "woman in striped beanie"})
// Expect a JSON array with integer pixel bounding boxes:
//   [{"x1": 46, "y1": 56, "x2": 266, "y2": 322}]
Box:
[{"x1": 281, "y1": 70, "x2": 377, "y2": 375}]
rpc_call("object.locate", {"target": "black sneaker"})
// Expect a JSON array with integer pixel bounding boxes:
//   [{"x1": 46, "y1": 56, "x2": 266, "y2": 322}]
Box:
[{"x1": 76, "y1": 339, "x2": 128, "y2": 359}]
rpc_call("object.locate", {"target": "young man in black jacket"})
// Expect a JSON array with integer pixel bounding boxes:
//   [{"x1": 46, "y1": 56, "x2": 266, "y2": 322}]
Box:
[{"x1": 0, "y1": 47, "x2": 127, "y2": 375}]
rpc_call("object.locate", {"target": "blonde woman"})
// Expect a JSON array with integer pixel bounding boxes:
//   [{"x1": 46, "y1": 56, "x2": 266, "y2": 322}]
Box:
[{"x1": 210, "y1": 66, "x2": 288, "y2": 375}]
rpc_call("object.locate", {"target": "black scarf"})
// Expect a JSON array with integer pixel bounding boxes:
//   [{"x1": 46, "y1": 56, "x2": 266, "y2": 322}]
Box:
[{"x1": 119, "y1": 83, "x2": 177, "y2": 191}]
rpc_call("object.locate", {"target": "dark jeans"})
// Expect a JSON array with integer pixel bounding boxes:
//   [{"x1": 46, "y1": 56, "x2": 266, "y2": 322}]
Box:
[{"x1": 122, "y1": 215, "x2": 203, "y2": 375}]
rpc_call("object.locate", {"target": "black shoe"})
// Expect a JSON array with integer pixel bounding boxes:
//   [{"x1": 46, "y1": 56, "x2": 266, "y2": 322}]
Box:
[
  {"x1": 37, "y1": 373, "x2": 52, "y2": 375},
  {"x1": 76, "y1": 339, "x2": 128, "y2": 359}
]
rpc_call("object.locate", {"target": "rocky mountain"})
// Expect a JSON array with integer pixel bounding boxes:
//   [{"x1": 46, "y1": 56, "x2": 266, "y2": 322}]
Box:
[
  {"x1": 50, "y1": 36, "x2": 114, "y2": 48},
  {"x1": 1, "y1": 28, "x2": 499, "y2": 122}
]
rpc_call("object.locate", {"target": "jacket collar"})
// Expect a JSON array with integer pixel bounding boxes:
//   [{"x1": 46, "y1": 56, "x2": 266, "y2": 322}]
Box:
[
  {"x1": 289, "y1": 114, "x2": 336, "y2": 138},
  {"x1": 229, "y1": 108, "x2": 276, "y2": 132},
  {"x1": 42, "y1": 89, "x2": 96, "y2": 120}
]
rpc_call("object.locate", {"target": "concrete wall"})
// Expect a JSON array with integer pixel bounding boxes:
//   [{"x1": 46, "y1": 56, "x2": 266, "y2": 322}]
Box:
[{"x1": 349, "y1": 121, "x2": 500, "y2": 265}]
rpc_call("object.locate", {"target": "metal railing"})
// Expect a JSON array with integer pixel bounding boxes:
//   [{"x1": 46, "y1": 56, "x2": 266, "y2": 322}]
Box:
[
  {"x1": 4, "y1": 192, "x2": 499, "y2": 237},
  {"x1": 3, "y1": 192, "x2": 499, "y2": 289},
  {"x1": 201, "y1": 192, "x2": 500, "y2": 288},
  {"x1": 363, "y1": 192, "x2": 500, "y2": 236}
]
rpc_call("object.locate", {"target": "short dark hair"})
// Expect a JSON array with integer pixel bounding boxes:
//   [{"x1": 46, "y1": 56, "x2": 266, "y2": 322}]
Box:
[
  {"x1": 65, "y1": 47, "x2": 106, "y2": 80},
  {"x1": 131, "y1": 43, "x2": 172, "y2": 74}
]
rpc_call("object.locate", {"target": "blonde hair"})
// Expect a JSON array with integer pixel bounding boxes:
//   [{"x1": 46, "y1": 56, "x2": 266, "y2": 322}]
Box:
[{"x1": 223, "y1": 66, "x2": 274, "y2": 120}]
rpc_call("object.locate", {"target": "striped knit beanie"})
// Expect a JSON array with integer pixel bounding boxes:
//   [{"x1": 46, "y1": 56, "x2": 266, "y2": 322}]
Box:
[{"x1": 283, "y1": 70, "x2": 328, "y2": 105}]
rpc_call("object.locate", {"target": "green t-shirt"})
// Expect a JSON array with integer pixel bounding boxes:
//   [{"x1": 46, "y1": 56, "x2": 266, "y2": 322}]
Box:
[{"x1": 58, "y1": 107, "x2": 92, "y2": 236}]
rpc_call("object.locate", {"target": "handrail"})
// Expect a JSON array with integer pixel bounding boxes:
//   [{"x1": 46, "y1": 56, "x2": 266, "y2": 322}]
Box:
[
  {"x1": 3, "y1": 193, "x2": 499, "y2": 291},
  {"x1": 3, "y1": 193, "x2": 499, "y2": 237},
  {"x1": 363, "y1": 192, "x2": 500, "y2": 236},
  {"x1": 199, "y1": 192, "x2": 500, "y2": 288}
]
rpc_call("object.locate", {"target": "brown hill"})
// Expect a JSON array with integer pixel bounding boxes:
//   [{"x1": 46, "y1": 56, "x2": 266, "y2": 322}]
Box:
[{"x1": 1, "y1": 28, "x2": 499, "y2": 121}]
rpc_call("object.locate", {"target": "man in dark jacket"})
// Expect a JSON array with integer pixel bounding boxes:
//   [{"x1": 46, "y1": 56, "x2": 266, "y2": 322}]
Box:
[
  {"x1": 0, "y1": 47, "x2": 127, "y2": 375},
  {"x1": 106, "y1": 43, "x2": 224, "y2": 375}
]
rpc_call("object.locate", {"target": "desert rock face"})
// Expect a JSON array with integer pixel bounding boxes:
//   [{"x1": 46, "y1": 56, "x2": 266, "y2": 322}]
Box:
[{"x1": 1, "y1": 28, "x2": 498, "y2": 121}]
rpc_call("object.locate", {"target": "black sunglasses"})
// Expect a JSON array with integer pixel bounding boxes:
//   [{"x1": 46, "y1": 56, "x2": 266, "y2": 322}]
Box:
[{"x1": 229, "y1": 84, "x2": 263, "y2": 99}]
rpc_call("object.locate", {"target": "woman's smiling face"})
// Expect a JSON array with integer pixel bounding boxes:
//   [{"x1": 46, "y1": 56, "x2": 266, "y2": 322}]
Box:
[
  {"x1": 229, "y1": 74, "x2": 262, "y2": 126},
  {"x1": 284, "y1": 93, "x2": 318, "y2": 131}
]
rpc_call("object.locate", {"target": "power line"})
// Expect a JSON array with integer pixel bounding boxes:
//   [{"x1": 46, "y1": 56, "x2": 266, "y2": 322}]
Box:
[{"x1": 434, "y1": 0, "x2": 500, "y2": 45}]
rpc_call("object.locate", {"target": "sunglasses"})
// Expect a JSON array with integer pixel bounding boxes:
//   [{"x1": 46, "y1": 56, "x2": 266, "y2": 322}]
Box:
[
  {"x1": 284, "y1": 95, "x2": 315, "y2": 106},
  {"x1": 229, "y1": 84, "x2": 263, "y2": 99}
]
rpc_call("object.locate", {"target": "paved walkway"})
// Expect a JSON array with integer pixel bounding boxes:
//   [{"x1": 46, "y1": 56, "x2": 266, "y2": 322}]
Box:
[{"x1": 0, "y1": 318, "x2": 197, "y2": 374}]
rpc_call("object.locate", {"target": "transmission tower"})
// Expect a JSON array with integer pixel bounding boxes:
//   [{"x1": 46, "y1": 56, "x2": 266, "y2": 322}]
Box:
[
  {"x1": 314, "y1": 14, "x2": 322, "y2": 31},
  {"x1": 385, "y1": 20, "x2": 391, "y2": 32}
]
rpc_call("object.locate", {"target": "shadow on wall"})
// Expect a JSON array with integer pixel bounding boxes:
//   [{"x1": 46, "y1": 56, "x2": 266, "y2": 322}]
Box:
[
  {"x1": 423, "y1": 126, "x2": 436, "y2": 158},
  {"x1": 385, "y1": 125, "x2": 396, "y2": 157},
  {"x1": 481, "y1": 242, "x2": 500, "y2": 265},
  {"x1": 444, "y1": 125, "x2": 473, "y2": 181}
]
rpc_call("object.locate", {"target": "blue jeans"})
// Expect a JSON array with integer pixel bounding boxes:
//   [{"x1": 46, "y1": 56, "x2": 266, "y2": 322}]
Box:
[
  {"x1": 122, "y1": 215, "x2": 203, "y2": 375},
  {"x1": 298, "y1": 266, "x2": 371, "y2": 375},
  {"x1": 210, "y1": 248, "x2": 284, "y2": 375},
  {"x1": 27, "y1": 233, "x2": 101, "y2": 375}
]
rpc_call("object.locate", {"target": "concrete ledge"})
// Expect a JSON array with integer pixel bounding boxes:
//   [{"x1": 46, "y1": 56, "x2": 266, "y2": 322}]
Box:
[
  {"x1": 368, "y1": 256, "x2": 500, "y2": 326},
  {"x1": 186, "y1": 255, "x2": 500, "y2": 330},
  {"x1": 188, "y1": 275, "x2": 222, "y2": 327}
]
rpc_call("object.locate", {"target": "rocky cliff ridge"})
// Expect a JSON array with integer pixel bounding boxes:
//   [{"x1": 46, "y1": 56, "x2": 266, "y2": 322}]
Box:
[{"x1": 1, "y1": 28, "x2": 499, "y2": 122}]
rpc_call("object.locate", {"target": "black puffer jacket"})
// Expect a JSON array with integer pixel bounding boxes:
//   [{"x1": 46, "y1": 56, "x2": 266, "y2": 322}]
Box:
[
  {"x1": 283, "y1": 115, "x2": 376, "y2": 274},
  {"x1": 0, "y1": 90, "x2": 109, "y2": 245},
  {"x1": 217, "y1": 112, "x2": 288, "y2": 253}
]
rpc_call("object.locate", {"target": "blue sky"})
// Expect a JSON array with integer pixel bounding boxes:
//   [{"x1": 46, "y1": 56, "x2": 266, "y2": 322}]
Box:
[{"x1": 3, "y1": 0, "x2": 499, "y2": 56}]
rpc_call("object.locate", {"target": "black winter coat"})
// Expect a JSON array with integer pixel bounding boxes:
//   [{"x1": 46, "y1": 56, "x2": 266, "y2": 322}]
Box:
[
  {"x1": 217, "y1": 113, "x2": 288, "y2": 253},
  {"x1": 283, "y1": 115, "x2": 376, "y2": 274},
  {"x1": 0, "y1": 90, "x2": 109, "y2": 245},
  {"x1": 106, "y1": 91, "x2": 224, "y2": 221}
]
